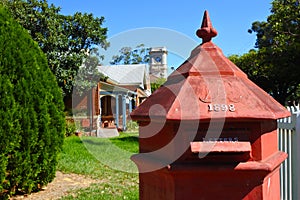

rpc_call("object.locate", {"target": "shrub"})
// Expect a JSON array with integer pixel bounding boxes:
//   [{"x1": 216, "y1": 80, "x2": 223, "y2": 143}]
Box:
[
  {"x1": 0, "y1": 6, "x2": 65, "y2": 198},
  {"x1": 65, "y1": 119, "x2": 77, "y2": 137},
  {"x1": 126, "y1": 120, "x2": 139, "y2": 133}
]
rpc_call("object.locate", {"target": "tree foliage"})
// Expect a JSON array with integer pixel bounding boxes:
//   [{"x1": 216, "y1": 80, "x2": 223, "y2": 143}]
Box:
[
  {"x1": 230, "y1": 0, "x2": 300, "y2": 105},
  {"x1": 2, "y1": 0, "x2": 109, "y2": 102},
  {"x1": 73, "y1": 49, "x2": 108, "y2": 96},
  {"x1": 0, "y1": 6, "x2": 65, "y2": 198},
  {"x1": 110, "y1": 44, "x2": 150, "y2": 65},
  {"x1": 151, "y1": 77, "x2": 166, "y2": 93}
]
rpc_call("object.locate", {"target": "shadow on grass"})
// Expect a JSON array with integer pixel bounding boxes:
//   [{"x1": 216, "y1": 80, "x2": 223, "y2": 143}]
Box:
[
  {"x1": 110, "y1": 136, "x2": 138, "y2": 143},
  {"x1": 79, "y1": 136, "x2": 139, "y2": 173},
  {"x1": 81, "y1": 137, "x2": 109, "y2": 145}
]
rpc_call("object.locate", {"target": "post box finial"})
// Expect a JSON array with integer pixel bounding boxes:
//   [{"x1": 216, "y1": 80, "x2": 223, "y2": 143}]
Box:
[{"x1": 196, "y1": 10, "x2": 217, "y2": 43}]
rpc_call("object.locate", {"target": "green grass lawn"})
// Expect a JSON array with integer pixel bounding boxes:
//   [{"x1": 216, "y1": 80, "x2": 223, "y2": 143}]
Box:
[{"x1": 57, "y1": 133, "x2": 139, "y2": 199}]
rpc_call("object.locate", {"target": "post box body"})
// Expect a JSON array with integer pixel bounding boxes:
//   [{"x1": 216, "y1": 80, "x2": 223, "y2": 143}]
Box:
[
  {"x1": 131, "y1": 11, "x2": 290, "y2": 200},
  {"x1": 137, "y1": 120, "x2": 279, "y2": 162},
  {"x1": 134, "y1": 120, "x2": 286, "y2": 200},
  {"x1": 138, "y1": 165, "x2": 281, "y2": 200}
]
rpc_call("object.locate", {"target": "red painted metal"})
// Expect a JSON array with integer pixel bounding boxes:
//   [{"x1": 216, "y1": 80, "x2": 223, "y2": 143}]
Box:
[
  {"x1": 131, "y1": 10, "x2": 290, "y2": 200},
  {"x1": 190, "y1": 141, "x2": 251, "y2": 153},
  {"x1": 196, "y1": 10, "x2": 217, "y2": 43},
  {"x1": 130, "y1": 10, "x2": 290, "y2": 122}
]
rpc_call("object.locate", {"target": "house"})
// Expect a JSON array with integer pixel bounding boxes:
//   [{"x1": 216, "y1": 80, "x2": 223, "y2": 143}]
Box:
[
  {"x1": 97, "y1": 64, "x2": 151, "y2": 130},
  {"x1": 72, "y1": 47, "x2": 168, "y2": 133}
]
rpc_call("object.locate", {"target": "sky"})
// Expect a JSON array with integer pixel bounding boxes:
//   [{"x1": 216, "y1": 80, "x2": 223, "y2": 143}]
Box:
[{"x1": 48, "y1": 0, "x2": 273, "y2": 69}]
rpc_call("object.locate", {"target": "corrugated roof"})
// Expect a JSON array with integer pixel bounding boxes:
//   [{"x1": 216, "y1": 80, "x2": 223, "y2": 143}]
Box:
[
  {"x1": 98, "y1": 64, "x2": 149, "y2": 87},
  {"x1": 100, "y1": 81, "x2": 136, "y2": 94}
]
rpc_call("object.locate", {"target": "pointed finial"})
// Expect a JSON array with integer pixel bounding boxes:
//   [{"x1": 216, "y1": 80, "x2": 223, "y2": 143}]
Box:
[{"x1": 196, "y1": 10, "x2": 217, "y2": 43}]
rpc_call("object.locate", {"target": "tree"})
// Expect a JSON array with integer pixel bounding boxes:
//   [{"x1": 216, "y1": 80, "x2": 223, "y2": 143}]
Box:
[
  {"x1": 73, "y1": 48, "x2": 108, "y2": 96},
  {"x1": 151, "y1": 77, "x2": 166, "y2": 93},
  {"x1": 2, "y1": 0, "x2": 109, "y2": 105},
  {"x1": 230, "y1": 0, "x2": 300, "y2": 105},
  {"x1": 110, "y1": 44, "x2": 150, "y2": 65},
  {"x1": 0, "y1": 5, "x2": 65, "y2": 197}
]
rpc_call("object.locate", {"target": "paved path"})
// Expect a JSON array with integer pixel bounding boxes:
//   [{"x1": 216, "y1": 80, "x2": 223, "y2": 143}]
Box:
[{"x1": 96, "y1": 128, "x2": 119, "y2": 138}]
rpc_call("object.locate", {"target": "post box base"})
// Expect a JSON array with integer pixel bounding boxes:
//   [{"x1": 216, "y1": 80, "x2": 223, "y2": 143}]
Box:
[{"x1": 136, "y1": 151, "x2": 287, "y2": 200}]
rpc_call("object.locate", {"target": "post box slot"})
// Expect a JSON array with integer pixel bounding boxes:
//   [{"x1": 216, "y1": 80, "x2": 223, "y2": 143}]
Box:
[
  {"x1": 194, "y1": 127, "x2": 251, "y2": 142},
  {"x1": 190, "y1": 141, "x2": 251, "y2": 154}
]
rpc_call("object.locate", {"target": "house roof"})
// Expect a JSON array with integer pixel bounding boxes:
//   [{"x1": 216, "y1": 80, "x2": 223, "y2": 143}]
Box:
[
  {"x1": 97, "y1": 64, "x2": 149, "y2": 87},
  {"x1": 100, "y1": 81, "x2": 136, "y2": 95}
]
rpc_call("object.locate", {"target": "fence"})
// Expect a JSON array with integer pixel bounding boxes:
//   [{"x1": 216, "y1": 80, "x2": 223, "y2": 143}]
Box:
[{"x1": 278, "y1": 106, "x2": 300, "y2": 200}]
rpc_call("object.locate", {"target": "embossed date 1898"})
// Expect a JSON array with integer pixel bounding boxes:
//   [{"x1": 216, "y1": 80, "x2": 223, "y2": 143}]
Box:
[{"x1": 208, "y1": 104, "x2": 236, "y2": 112}]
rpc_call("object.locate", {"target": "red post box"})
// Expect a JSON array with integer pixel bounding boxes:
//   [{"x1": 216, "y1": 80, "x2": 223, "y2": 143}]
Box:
[{"x1": 131, "y1": 10, "x2": 290, "y2": 200}]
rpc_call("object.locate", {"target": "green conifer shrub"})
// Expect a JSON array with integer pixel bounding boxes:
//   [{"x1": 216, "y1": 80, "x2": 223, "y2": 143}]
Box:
[{"x1": 0, "y1": 6, "x2": 65, "y2": 198}]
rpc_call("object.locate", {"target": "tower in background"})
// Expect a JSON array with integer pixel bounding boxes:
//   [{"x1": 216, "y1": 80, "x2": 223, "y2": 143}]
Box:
[{"x1": 149, "y1": 47, "x2": 168, "y2": 79}]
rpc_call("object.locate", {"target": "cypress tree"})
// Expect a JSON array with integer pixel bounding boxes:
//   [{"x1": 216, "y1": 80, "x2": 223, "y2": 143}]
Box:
[{"x1": 0, "y1": 5, "x2": 65, "y2": 197}]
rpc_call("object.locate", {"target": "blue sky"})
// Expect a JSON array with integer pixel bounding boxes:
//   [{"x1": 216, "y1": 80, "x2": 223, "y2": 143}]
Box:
[{"x1": 48, "y1": 0, "x2": 272, "y2": 69}]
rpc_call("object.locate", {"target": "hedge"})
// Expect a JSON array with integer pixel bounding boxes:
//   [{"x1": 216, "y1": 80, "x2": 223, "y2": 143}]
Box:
[{"x1": 0, "y1": 5, "x2": 65, "y2": 198}]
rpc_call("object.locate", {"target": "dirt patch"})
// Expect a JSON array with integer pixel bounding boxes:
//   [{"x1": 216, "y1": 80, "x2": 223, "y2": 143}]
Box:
[{"x1": 11, "y1": 171, "x2": 102, "y2": 200}]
